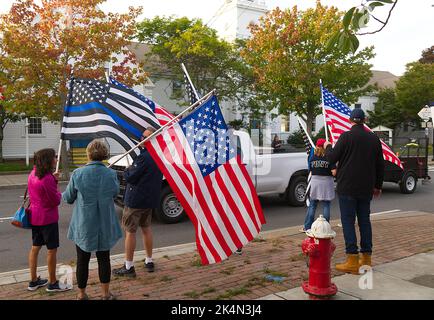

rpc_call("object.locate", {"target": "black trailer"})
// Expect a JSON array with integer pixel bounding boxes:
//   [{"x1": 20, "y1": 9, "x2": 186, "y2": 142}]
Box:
[{"x1": 383, "y1": 137, "x2": 431, "y2": 193}]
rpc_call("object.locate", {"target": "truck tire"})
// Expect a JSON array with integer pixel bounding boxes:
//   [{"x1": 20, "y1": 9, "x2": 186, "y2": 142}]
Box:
[
  {"x1": 399, "y1": 172, "x2": 417, "y2": 194},
  {"x1": 156, "y1": 185, "x2": 186, "y2": 224},
  {"x1": 287, "y1": 176, "x2": 307, "y2": 207}
]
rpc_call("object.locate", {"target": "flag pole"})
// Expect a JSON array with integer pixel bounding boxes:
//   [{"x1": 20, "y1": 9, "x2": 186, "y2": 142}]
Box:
[
  {"x1": 108, "y1": 89, "x2": 215, "y2": 168},
  {"x1": 181, "y1": 62, "x2": 200, "y2": 100},
  {"x1": 56, "y1": 75, "x2": 74, "y2": 173},
  {"x1": 319, "y1": 79, "x2": 331, "y2": 142}
]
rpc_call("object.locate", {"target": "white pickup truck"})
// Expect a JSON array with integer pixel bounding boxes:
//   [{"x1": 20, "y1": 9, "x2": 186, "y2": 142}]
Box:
[{"x1": 108, "y1": 130, "x2": 308, "y2": 223}]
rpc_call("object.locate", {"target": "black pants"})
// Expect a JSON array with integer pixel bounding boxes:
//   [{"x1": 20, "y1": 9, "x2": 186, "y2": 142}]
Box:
[{"x1": 76, "y1": 245, "x2": 111, "y2": 289}]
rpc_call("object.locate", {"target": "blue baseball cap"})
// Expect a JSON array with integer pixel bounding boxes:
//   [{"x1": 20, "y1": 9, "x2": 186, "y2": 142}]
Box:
[{"x1": 350, "y1": 108, "x2": 365, "y2": 122}]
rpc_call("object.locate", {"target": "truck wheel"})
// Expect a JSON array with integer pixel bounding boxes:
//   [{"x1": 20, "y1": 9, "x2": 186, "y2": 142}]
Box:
[
  {"x1": 287, "y1": 176, "x2": 307, "y2": 207},
  {"x1": 400, "y1": 172, "x2": 417, "y2": 194},
  {"x1": 156, "y1": 185, "x2": 186, "y2": 224}
]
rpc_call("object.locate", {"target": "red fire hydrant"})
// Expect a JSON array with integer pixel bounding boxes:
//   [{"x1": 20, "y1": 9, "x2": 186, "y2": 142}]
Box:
[{"x1": 301, "y1": 215, "x2": 337, "y2": 300}]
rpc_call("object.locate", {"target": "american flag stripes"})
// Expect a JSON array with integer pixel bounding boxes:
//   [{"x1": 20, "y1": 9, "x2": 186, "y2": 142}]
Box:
[
  {"x1": 321, "y1": 86, "x2": 403, "y2": 169},
  {"x1": 61, "y1": 78, "x2": 161, "y2": 156},
  {"x1": 145, "y1": 94, "x2": 265, "y2": 264}
]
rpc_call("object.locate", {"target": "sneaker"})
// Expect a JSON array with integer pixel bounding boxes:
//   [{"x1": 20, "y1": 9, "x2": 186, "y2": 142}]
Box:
[
  {"x1": 234, "y1": 248, "x2": 243, "y2": 255},
  {"x1": 145, "y1": 262, "x2": 154, "y2": 273},
  {"x1": 46, "y1": 281, "x2": 72, "y2": 292},
  {"x1": 112, "y1": 264, "x2": 136, "y2": 278},
  {"x1": 27, "y1": 276, "x2": 48, "y2": 291}
]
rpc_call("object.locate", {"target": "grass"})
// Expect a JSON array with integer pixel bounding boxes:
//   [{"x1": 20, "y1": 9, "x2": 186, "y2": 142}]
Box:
[
  {"x1": 220, "y1": 266, "x2": 236, "y2": 275},
  {"x1": 162, "y1": 255, "x2": 170, "y2": 260},
  {"x1": 289, "y1": 253, "x2": 306, "y2": 262},
  {"x1": 160, "y1": 275, "x2": 173, "y2": 282},
  {"x1": 183, "y1": 291, "x2": 200, "y2": 299},
  {"x1": 201, "y1": 287, "x2": 216, "y2": 295},
  {"x1": 0, "y1": 162, "x2": 32, "y2": 172},
  {"x1": 215, "y1": 286, "x2": 251, "y2": 300},
  {"x1": 251, "y1": 237, "x2": 266, "y2": 243},
  {"x1": 263, "y1": 267, "x2": 288, "y2": 278},
  {"x1": 190, "y1": 255, "x2": 202, "y2": 267},
  {"x1": 245, "y1": 277, "x2": 267, "y2": 288}
]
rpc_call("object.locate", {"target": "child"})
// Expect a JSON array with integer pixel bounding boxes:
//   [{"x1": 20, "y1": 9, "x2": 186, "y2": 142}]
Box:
[{"x1": 300, "y1": 139, "x2": 336, "y2": 232}]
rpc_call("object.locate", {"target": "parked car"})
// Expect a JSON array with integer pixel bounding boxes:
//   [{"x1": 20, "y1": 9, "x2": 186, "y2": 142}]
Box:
[{"x1": 108, "y1": 130, "x2": 309, "y2": 224}]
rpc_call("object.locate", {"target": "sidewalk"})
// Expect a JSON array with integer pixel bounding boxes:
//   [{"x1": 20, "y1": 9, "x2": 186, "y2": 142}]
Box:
[
  {"x1": 0, "y1": 211, "x2": 433, "y2": 300},
  {"x1": 0, "y1": 173, "x2": 68, "y2": 189}
]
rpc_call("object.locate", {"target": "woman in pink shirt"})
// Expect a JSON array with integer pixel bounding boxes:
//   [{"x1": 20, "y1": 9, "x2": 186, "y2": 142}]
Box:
[{"x1": 27, "y1": 148, "x2": 71, "y2": 292}]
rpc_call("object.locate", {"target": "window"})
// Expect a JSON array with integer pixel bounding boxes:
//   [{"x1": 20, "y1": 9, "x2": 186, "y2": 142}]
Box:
[
  {"x1": 280, "y1": 115, "x2": 290, "y2": 132},
  {"x1": 28, "y1": 117, "x2": 42, "y2": 135},
  {"x1": 355, "y1": 103, "x2": 362, "y2": 109}
]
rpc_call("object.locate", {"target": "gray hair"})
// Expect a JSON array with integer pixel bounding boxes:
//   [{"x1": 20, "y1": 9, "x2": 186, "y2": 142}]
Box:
[{"x1": 86, "y1": 139, "x2": 109, "y2": 161}]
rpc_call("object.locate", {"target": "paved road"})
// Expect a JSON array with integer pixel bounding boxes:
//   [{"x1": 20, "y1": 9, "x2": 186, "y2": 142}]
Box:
[{"x1": 1, "y1": 178, "x2": 433, "y2": 273}]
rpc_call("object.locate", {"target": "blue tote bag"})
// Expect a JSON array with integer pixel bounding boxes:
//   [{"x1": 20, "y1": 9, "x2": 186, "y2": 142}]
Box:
[{"x1": 11, "y1": 188, "x2": 32, "y2": 229}]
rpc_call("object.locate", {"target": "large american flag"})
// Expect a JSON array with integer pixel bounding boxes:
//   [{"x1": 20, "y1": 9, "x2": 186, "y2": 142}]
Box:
[
  {"x1": 322, "y1": 85, "x2": 403, "y2": 169},
  {"x1": 145, "y1": 94, "x2": 265, "y2": 264}
]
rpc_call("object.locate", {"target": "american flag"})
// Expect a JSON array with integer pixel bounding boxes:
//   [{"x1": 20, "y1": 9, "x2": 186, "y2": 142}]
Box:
[
  {"x1": 145, "y1": 94, "x2": 265, "y2": 264},
  {"x1": 109, "y1": 77, "x2": 175, "y2": 126},
  {"x1": 297, "y1": 117, "x2": 314, "y2": 207},
  {"x1": 322, "y1": 85, "x2": 403, "y2": 169}
]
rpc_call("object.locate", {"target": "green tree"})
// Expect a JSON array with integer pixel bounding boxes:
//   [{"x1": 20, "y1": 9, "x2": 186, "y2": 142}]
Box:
[
  {"x1": 367, "y1": 88, "x2": 403, "y2": 129},
  {"x1": 242, "y1": 2, "x2": 374, "y2": 135},
  {"x1": 419, "y1": 45, "x2": 434, "y2": 64},
  {"x1": 136, "y1": 16, "x2": 241, "y2": 104},
  {"x1": 0, "y1": 0, "x2": 144, "y2": 170},
  {"x1": 395, "y1": 62, "x2": 434, "y2": 123}
]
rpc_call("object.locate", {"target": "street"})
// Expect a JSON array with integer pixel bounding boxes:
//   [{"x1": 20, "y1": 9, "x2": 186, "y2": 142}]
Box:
[{"x1": 0, "y1": 178, "x2": 433, "y2": 273}]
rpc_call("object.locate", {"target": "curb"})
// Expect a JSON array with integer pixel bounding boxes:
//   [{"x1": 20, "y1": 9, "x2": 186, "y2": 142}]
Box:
[
  {"x1": 0, "y1": 181, "x2": 68, "y2": 190},
  {"x1": 0, "y1": 210, "x2": 431, "y2": 287}
]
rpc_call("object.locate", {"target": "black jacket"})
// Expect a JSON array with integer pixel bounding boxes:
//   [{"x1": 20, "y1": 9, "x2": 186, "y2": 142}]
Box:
[
  {"x1": 325, "y1": 124, "x2": 384, "y2": 197},
  {"x1": 123, "y1": 148, "x2": 163, "y2": 209}
]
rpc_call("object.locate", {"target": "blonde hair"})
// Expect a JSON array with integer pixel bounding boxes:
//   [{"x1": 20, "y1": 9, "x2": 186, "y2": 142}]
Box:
[
  {"x1": 86, "y1": 139, "x2": 109, "y2": 161},
  {"x1": 314, "y1": 146, "x2": 325, "y2": 157}
]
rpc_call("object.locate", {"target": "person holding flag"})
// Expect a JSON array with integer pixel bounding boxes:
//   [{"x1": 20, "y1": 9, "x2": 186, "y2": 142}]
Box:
[
  {"x1": 324, "y1": 108, "x2": 384, "y2": 274},
  {"x1": 300, "y1": 138, "x2": 336, "y2": 233}
]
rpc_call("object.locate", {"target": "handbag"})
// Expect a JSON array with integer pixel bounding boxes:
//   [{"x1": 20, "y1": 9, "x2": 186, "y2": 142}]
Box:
[{"x1": 11, "y1": 188, "x2": 32, "y2": 229}]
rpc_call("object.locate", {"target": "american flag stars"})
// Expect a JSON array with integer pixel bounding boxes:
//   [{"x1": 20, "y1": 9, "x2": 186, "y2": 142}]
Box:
[{"x1": 181, "y1": 96, "x2": 236, "y2": 177}]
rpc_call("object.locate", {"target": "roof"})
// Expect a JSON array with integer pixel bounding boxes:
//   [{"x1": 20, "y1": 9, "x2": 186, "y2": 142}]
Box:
[{"x1": 367, "y1": 70, "x2": 400, "y2": 90}]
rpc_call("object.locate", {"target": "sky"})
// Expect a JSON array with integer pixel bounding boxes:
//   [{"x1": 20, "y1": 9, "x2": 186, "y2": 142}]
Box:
[{"x1": 1, "y1": 0, "x2": 433, "y2": 76}]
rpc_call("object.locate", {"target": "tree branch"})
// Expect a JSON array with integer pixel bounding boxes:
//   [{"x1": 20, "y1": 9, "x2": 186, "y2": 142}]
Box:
[{"x1": 357, "y1": 0, "x2": 398, "y2": 36}]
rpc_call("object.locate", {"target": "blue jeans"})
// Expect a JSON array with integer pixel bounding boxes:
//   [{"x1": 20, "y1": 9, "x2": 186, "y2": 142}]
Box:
[
  {"x1": 304, "y1": 200, "x2": 331, "y2": 230},
  {"x1": 338, "y1": 195, "x2": 373, "y2": 254}
]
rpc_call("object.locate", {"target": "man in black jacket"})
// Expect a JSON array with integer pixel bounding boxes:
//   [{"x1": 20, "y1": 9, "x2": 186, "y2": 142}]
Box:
[
  {"x1": 324, "y1": 108, "x2": 384, "y2": 274},
  {"x1": 113, "y1": 127, "x2": 163, "y2": 277}
]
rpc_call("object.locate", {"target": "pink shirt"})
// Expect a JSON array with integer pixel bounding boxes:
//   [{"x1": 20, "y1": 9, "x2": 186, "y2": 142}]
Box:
[{"x1": 28, "y1": 168, "x2": 61, "y2": 226}]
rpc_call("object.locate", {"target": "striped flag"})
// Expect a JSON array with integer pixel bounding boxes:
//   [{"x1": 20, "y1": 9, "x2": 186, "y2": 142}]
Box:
[
  {"x1": 145, "y1": 94, "x2": 265, "y2": 264},
  {"x1": 183, "y1": 67, "x2": 199, "y2": 105},
  {"x1": 109, "y1": 77, "x2": 175, "y2": 126},
  {"x1": 322, "y1": 85, "x2": 403, "y2": 169},
  {"x1": 61, "y1": 77, "x2": 161, "y2": 156}
]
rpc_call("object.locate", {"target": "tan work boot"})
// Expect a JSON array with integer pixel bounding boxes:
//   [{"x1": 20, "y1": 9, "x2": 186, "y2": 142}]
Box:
[
  {"x1": 335, "y1": 254, "x2": 360, "y2": 274},
  {"x1": 359, "y1": 253, "x2": 372, "y2": 267}
]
